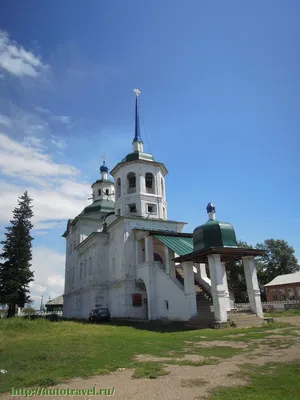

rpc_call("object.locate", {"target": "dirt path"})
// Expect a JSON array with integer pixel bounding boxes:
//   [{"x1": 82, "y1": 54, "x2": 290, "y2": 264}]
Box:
[{"x1": 3, "y1": 318, "x2": 300, "y2": 400}]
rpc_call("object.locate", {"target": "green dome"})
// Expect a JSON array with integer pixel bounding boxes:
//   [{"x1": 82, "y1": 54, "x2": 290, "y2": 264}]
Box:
[
  {"x1": 83, "y1": 200, "x2": 115, "y2": 215},
  {"x1": 193, "y1": 219, "x2": 237, "y2": 252},
  {"x1": 121, "y1": 151, "x2": 154, "y2": 163}
]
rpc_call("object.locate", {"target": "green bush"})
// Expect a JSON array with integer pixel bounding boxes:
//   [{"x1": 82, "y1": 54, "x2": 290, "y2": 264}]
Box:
[{"x1": 45, "y1": 314, "x2": 59, "y2": 322}]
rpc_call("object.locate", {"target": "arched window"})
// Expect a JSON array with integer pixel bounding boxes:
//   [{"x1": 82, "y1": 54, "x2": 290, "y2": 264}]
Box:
[
  {"x1": 145, "y1": 173, "x2": 155, "y2": 194},
  {"x1": 116, "y1": 178, "x2": 121, "y2": 199},
  {"x1": 154, "y1": 253, "x2": 163, "y2": 264},
  {"x1": 161, "y1": 177, "x2": 164, "y2": 198},
  {"x1": 127, "y1": 172, "x2": 136, "y2": 193}
]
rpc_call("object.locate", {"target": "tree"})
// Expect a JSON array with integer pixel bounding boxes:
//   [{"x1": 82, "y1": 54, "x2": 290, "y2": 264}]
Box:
[
  {"x1": 0, "y1": 192, "x2": 34, "y2": 318},
  {"x1": 255, "y1": 239, "x2": 299, "y2": 288},
  {"x1": 225, "y1": 240, "x2": 253, "y2": 303}
]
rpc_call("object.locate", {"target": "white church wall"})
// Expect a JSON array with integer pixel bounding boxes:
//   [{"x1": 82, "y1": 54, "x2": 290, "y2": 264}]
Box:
[
  {"x1": 80, "y1": 219, "x2": 103, "y2": 243},
  {"x1": 124, "y1": 279, "x2": 148, "y2": 319},
  {"x1": 154, "y1": 266, "x2": 192, "y2": 321},
  {"x1": 108, "y1": 223, "x2": 125, "y2": 282},
  {"x1": 64, "y1": 232, "x2": 110, "y2": 319},
  {"x1": 108, "y1": 283, "x2": 126, "y2": 318},
  {"x1": 136, "y1": 262, "x2": 192, "y2": 321}
]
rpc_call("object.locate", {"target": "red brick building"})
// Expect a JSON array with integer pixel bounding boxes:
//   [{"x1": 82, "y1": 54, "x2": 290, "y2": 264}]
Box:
[{"x1": 265, "y1": 271, "x2": 300, "y2": 302}]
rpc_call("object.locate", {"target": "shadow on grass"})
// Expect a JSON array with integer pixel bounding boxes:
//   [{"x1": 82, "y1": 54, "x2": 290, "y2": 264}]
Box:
[{"x1": 105, "y1": 319, "x2": 201, "y2": 332}]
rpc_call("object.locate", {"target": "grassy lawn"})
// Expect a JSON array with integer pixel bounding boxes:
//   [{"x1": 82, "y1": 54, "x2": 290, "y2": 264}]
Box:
[
  {"x1": 264, "y1": 309, "x2": 300, "y2": 318},
  {"x1": 0, "y1": 317, "x2": 295, "y2": 393},
  {"x1": 208, "y1": 362, "x2": 300, "y2": 400}
]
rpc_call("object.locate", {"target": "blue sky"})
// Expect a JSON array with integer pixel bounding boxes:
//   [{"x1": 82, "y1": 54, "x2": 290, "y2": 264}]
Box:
[{"x1": 0, "y1": 0, "x2": 299, "y2": 306}]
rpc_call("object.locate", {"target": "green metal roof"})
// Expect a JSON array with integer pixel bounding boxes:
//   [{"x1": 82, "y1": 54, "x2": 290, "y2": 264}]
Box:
[
  {"x1": 92, "y1": 179, "x2": 113, "y2": 186},
  {"x1": 83, "y1": 200, "x2": 115, "y2": 214},
  {"x1": 111, "y1": 152, "x2": 168, "y2": 176},
  {"x1": 193, "y1": 219, "x2": 237, "y2": 251},
  {"x1": 121, "y1": 151, "x2": 154, "y2": 163},
  {"x1": 153, "y1": 235, "x2": 194, "y2": 256}
]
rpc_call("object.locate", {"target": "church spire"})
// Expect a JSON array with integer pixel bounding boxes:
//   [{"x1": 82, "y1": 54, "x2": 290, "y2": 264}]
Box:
[{"x1": 132, "y1": 89, "x2": 144, "y2": 152}]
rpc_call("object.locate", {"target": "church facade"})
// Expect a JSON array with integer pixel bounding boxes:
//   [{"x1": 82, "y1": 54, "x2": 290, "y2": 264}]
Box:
[{"x1": 63, "y1": 91, "x2": 264, "y2": 326}]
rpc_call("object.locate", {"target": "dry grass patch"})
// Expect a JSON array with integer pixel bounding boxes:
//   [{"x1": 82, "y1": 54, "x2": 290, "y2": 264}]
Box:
[
  {"x1": 134, "y1": 353, "x2": 218, "y2": 364},
  {"x1": 185, "y1": 341, "x2": 248, "y2": 349},
  {"x1": 181, "y1": 378, "x2": 208, "y2": 387}
]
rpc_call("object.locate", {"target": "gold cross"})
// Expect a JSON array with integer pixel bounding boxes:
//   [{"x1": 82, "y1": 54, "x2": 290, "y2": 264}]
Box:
[{"x1": 102, "y1": 153, "x2": 107, "y2": 161}]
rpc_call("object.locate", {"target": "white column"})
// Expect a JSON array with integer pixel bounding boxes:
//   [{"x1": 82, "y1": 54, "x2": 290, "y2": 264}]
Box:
[
  {"x1": 207, "y1": 254, "x2": 227, "y2": 323},
  {"x1": 182, "y1": 261, "x2": 197, "y2": 317},
  {"x1": 199, "y1": 263, "x2": 208, "y2": 278},
  {"x1": 169, "y1": 261, "x2": 176, "y2": 280},
  {"x1": 243, "y1": 256, "x2": 263, "y2": 317},
  {"x1": 221, "y1": 262, "x2": 231, "y2": 311},
  {"x1": 139, "y1": 173, "x2": 145, "y2": 194},
  {"x1": 164, "y1": 245, "x2": 170, "y2": 274},
  {"x1": 145, "y1": 236, "x2": 154, "y2": 262}
]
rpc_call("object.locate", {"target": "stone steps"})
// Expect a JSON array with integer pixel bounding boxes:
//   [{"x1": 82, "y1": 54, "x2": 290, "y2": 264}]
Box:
[
  {"x1": 176, "y1": 267, "x2": 203, "y2": 293},
  {"x1": 178, "y1": 269, "x2": 265, "y2": 329},
  {"x1": 227, "y1": 311, "x2": 265, "y2": 327}
]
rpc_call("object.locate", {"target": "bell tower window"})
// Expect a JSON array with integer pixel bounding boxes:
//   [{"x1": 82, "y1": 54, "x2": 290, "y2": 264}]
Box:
[
  {"x1": 146, "y1": 203, "x2": 157, "y2": 214},
  {"x1": 145, "y1": 173, "x2": 155, "y2": 194},
  {"x1": 127, "y1": 172, "x2": 136, "y2": 194},
  {"x1": 98, "y1": 189, "x2": 101, "y2": 196},
  {"x1": 128, "y1": 203, "x2": 137, "y2": 213}
]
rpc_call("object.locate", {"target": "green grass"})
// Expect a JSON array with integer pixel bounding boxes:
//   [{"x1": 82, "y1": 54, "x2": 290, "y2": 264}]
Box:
[
  {"x1": 0, "y1": 318, "x2": 296, "y2": 393},
  {"x1": 208, "y1": 362, "x2": 300, "y2": 399},
  {"x1": 264, "y1": 309, "x2": 300, "y2": 318},
  {"x1": 131, "y1": 362, "x2": 169, "y2": 379}
]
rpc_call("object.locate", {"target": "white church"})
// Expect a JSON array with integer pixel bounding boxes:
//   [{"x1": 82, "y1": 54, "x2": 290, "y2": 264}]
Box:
[{"x1": 63, "y1": 90, "x2": 265, "y2": 327}]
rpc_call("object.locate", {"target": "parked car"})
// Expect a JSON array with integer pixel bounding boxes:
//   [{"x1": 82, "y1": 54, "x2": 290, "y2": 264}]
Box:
[{"x1": 88, "y1": 308, "x2": 111, "y2": 323}]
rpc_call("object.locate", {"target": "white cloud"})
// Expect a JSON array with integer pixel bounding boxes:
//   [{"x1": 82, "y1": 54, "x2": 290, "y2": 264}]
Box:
[
  {"x1": 0, "y1": 131, "x2": 91, "y2": 229},
  {"x1": 51, "y1": 115, "x2": 71, "y2": 125},
  {"x1": 0, "y1": 180, "x2": 90, "y2": 228},
  {"x1": 35, "y1": 106, "x2": 51, "y2": 115},
  {"x1": 0, "y1": 133, "x2": 78, "y2": 178},
  {"x1": 0, "y1": 114, "x2": 11, "y2": 127},
  {"x1": 23, "y1": 135, "x2": 45, "y2": 150},
  {"x1": 0, "y1": 30, "x2": 47, "y2": 77},
  {"x1": 33, "y1": 221, "x2": 66, "y2": 231},
  {"x1": 29, "y1": 247, "x2": 65, "y2": 307},
  {"x1": 51, "y1": 137, "x2": 67, "y2": 150}
]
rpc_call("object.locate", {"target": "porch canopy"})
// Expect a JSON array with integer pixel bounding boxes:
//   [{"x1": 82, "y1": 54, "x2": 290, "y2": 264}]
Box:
[
  {"x1": 151, "y1": 232, "x2": 193, "y2": 256},
  {"x1": 173, "y1": 247, "x2": 265, "y2": 263}
]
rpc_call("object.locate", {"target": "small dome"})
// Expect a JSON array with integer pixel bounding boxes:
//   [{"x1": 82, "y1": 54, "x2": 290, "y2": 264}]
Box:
[
  {"x1": 206, "y1": 202, "x2": 215, "y2": 213},
  {"x1": 100, "y1": 161, "x2": 109, "y2": 173},
  {"x1": 193, "y1": 204, "x2": 237, "y2": 251}
]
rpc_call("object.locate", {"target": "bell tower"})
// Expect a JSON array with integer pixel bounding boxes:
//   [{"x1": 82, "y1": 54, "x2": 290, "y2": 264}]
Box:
[{"x1": 110, "y1": 90, "x2": 168, "y2": 220}]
